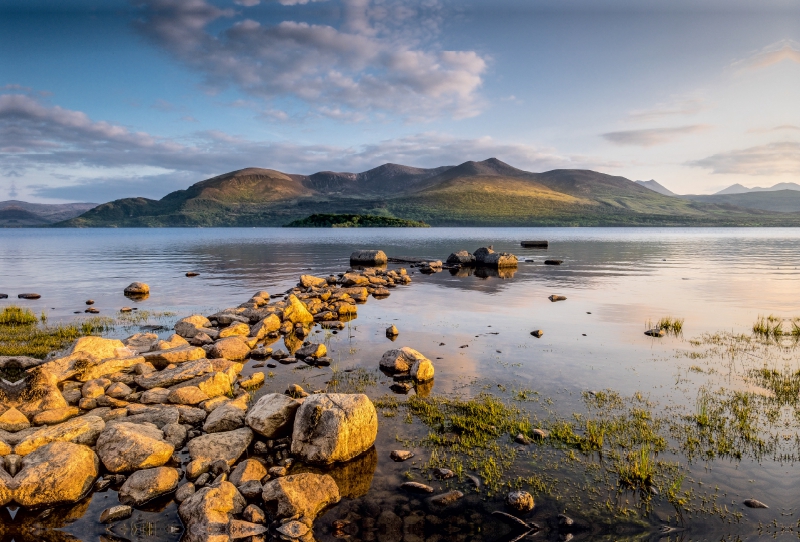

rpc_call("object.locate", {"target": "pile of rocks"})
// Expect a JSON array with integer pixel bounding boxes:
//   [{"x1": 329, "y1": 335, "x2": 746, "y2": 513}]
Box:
[
  {"x1": 0, "y1": 261, "x2": 410, "y2": 539},
  {"x1": 446, "y1": 247, "x2": 518, "y2": 268}
]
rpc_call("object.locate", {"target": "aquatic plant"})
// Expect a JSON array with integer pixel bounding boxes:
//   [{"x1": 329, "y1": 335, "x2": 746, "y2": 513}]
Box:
[
  {"x1": 0, "y1": 307, "x2": 113, "y2": 358},
  {"x1": 616, "y1": 445, "x2": 655, "y2": 491},
  {"x1": 752, "y1": 314, "x2": 783, "y2": 339}
]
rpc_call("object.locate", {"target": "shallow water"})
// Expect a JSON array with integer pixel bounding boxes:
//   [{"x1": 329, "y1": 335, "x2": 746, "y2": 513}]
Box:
[{"x1": 3, "y1": 227, "x2": 800, "y2": 541}]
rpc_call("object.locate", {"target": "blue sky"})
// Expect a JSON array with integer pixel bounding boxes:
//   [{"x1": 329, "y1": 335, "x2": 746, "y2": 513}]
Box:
[{"x1": 1, "y1": 0, "x2": 799, "y2": 203}]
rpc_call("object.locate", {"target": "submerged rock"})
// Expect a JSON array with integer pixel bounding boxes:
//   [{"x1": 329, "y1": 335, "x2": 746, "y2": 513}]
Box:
[
  {"x1": 261, "y1": 472, "x2": 340, "y2": 519},
  {"x1": 118, "y1": 467, "x2": 180, "y2": 506},
  {"x1": 743, "y1": 498, "x2": 769, "y2": 509}
]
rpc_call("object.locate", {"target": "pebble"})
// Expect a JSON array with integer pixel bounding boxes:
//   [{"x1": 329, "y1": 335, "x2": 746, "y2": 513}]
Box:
[
  {"x1": 186, "y1": 272, "x2": 199, "y2": 277},
  {"x1": 400, "y1": 482, "x2": 434, "y2": 494},
  {"x1": 548, "y1": 295, "x2": 567, "y2": 302},
  {"x1": 433, "y1": 468, "x2": 455, "y2": 479},
  {"x1": 506, "y1": 490, "x2": 535, "y2": 512},
  {"x1": 514, "y1": 433, "x2": 531, "y2": 445},
  {"x1": 743, "y1": 499, "x2": 768, "y2": 508},
  {"x1": 558, "y1": 513, "x2": 574, "y2": 526},
  {"x1": 99, "y1": 505, "x2": 132, "y2": 523},
  {"x1": 430, "y1": 490, "x2": 464, "y2": 506},
  {"x1": 386, "y1": 324, "x2": 399, "y2": 337},
  {"x1": 390, "y1": 450, "x2": 414, "y2": 462},
  {"x1": 17, "y1": 293, "x2": 41, "y2": 299},
  {"x1": 85, "y1": 299, "x2": 95, "y2": 305},
  {"x1": 268, "y1": 466, "x2": 287, "y2": 478},
  {"x1": 530, "y1": 330, "x2": 543, "y2": 338},
  {"x1": 645, "y1": 328, "x2": 666, "y2": 337},
  {"x1": 0, "y1": 293, "x2": 7, "y2": 299},
  {"x1": 532, "y1": 428, "x2": 550, "y2": 440}
]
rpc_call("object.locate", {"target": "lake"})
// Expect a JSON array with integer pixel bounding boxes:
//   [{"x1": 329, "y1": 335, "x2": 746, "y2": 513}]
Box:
[{"x1": 3, "y1": 227, "x2": 800, "y2": 541}]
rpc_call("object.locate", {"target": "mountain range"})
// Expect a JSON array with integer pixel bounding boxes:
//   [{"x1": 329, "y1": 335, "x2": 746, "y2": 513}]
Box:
[
  {"x1": 52, "y1": 158, "x2": 800, "y2": 227},
  {"x1": 0, "y1": 200, "x2": 97, "y2": 227}
]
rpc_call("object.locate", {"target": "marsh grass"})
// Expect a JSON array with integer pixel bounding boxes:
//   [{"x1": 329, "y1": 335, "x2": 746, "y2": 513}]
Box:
[
  {"x1": 616, "y1": 445, "x2": 655, "y2": 491},
  {"x1": 657, "y1": 316, "x2": 685, "y2": 336},
  {"x1": 327, "y1": 366, "x2": 378, "y2": 393},
  {"x1": 753, "y1": 315, "x2": 783, "y2": 339},
  {"x1": 0, "y1": 306, "x2": 113, "y2": 358}
]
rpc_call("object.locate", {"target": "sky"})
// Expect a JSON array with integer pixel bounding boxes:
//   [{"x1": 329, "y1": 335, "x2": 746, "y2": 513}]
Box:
[{"x1": 1, "y1": 0, "x2": 799, "y2": 203}]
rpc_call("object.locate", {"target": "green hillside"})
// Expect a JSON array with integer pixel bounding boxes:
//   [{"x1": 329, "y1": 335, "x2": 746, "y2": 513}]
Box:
[{"x1": 56, "y1": 159, "x2": 800, "y2": 227}]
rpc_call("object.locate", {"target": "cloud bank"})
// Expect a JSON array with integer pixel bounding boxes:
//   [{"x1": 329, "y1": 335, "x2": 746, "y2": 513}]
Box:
[
  {"x1": 689, "y1": 141, "x2": 800, "y2": 176},
  {"x1": 602, "y1": 125, "x2": 711, "y2": 147}
]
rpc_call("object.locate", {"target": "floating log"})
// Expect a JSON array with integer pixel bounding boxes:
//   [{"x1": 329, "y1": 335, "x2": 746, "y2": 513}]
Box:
[{"x1": 521, "y1": 240, "x2": 548, "y2": 248}]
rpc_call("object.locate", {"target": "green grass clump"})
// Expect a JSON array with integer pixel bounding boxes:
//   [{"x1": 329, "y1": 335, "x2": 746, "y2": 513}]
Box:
[
  {"x1": 616, "y1": 445, "x2": 655, "y2": 491},
  {"x1": 0, "y1": 306, "x2": 112, "y2": 359},
  {"x1": 753, "y1": 315, "x2": 783, "y2": 338},
  {"x1": 656, "y1": 316, "x2": 684, "y2": 336}
]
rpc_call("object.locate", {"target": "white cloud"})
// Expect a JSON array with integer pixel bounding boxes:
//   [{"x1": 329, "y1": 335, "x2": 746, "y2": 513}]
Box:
[
  {"x1": 747, "y1": 124, "x2": 800, "y2": 134},
  {"x1": 732, "y1": 39, "x2": 800, "y2": 72},
  {"x1": 602, "y1": 125, "x2": 711, "y2": 147},
  {"x1": 627, "y1": 97, "x2": 709, "y2": 123},
  {"x1": 132, "y1": 0, "x2": 487, "y2": 120},
  {"x1": 688, "y1": 141, "x2": 800, "y2": 176}
]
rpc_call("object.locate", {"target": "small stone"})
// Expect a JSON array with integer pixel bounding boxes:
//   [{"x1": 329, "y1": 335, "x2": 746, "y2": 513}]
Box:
[
  {"x1": 515, "y1": 433, "x2": 531, "y2": 445},
  {"x1": 100, "y1": 505, "x2": 132, "y2": 523},
  {"x1": 400, "y1": 482, "x2": 434, "y2": 494},
  {"x1": 532, "y1": 428, "x2": 550, "y2": 440},
  {"x1": 18, "y1": 293, "x2": 41, "y2": 299},
  {"x1": 386, "y1": 325, "x2": 399, "y2": 337},
  {"x1": 175, "y1": 482, "x2": 196, "y2": 503},
  {"x1": 210, "y1": 459, "x2": 231, "y2": 476},
  {"x1": 238, "y1": 479, "x2": 263, "y2": 499},
  {"x1": 390, "y1": 450, "x2": 414, "y2": 462},
  {"x1": 286, "y1": 384, "x2": 308, "y2": 398},
  {"x1": 124, "y1": 282, "x2": 150, "y2": 296},
  {"x1": 645, "y1": 328, "x2": 666, "y2": 337},
  {"x1": 530, "y1": 330, "x2": 543, "y2": 338},
  {"x1": 558, "y1": 513, "x2": 574, "y2": 526},
  {"x1": 268, "y1": 466, "x2": 287, "y2": 478},
  {"x1": 743, "y1": 499, "x2": 769, "y2": 509},
  {"x1": 506, "y1": 490, "x2": 534, "y2": 512},
  {"x1": 430, "y1": 490, "x2": 464, "y2": 506},
  {"x1": 243, "y1": 503, "x2": 266, "y2": 523},
  {"x1": 433, "y1": 467, "x2": 455, "y2": 479},
  {"x1": 548, "y1": 295, "x2": 567, "y2": 302}
]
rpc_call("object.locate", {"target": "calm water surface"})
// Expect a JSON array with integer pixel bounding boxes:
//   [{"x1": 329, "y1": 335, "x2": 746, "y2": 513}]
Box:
[{"x1": 2, "y1": 227, "x2": 800, "y2": 541}]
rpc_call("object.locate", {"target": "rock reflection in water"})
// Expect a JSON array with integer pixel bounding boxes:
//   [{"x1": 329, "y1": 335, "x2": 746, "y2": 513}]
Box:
[{"x1": 296, "y1": 446, "x2": 377, "y2": 499}]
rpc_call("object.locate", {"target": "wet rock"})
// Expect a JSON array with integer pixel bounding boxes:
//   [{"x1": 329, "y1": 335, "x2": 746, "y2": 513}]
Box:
[
  {"x1": 350, "y1": 250, "x2": 388, "y2": 266},
  {"x1": 744, "y1": 499, "x2": 768, "y2": 508},
  {"x1": 474, "y1": 247, "x2": 518, "y2": 268},
  {"x1": 261, "y1": 472, "x2": 340, "y2": 519},
  {"x1": 162, "y1": 422, "x2": 188, "y2": 449},
  {"x1": 124, "y1": 282, "x2": 150, "y2": 296},
  {"x1": 530, "y1": 330, "x2": 544, "y2": 338},
  {"x1": 390, "y1": 450, "x2": 414, "y2": 462},
  {"x1": 515, "y1": 433, "x2": 531, "y2": 445},
  {"x1": 32, "y1": 406, "x2": 80, "y2": 426},
  {"x1": 283, "y1": 295, "x2": 314, "y2": 325},
  {"x1": 242, "y1": 503, "x2": 266, "y2": 523},
  {"x1": 548, "y1": 294, "x2": 567, "y2": 302},
  {"x1": 385, "y1": 325, "x2": 399, "y2": 339},
  {"x1": 506, "y1": 490, "x2": 535, "y2": 512},
  {"x1": 296, "y1": 342, "x2": 327, "y2": 359},
  {"x1": 433, "y1": 467, "x2": 455, "y2": 479},
  {"x1": 300, "y1": 275, "x2": 328, "y2": 288},
  {"x1": 229, "y1": 458, "x2": 268, "y2": 487},
  {"x1": 14, "y1": 442, "x2": 99, "y2": 507},
  {"x1": 14, "y1": 414, "x2": 105, "y2": 456},
  {"x1": 186, "y1": 427, "x2": 253, "y2": 479},
  {"x1": 291, "y1": 393, "x2": 377, "y2": 464},
  {"x1": 379, "y1": 347, "x2": 428, "y2": 374},
  {"x1": 430, "y1": 489, "x2": 464, "y2": 506},
  {"x1": 100, "y1": 504, "x2": 132, "y2": 523},
  {"x1": 532, "y1": 428, "x2": 550, "y2": 440},
  {"x1": 209, "y1": 336, "x2": 251, "y2": 361},
  {"x1": 135, "y1": 358, "x2": 213, "y2": 389},
  {"x1": 401, "y1": 481, "x2": 434, "y2": 493},
  {"x1": 118, "y1": 467, "x2": 180, "y2": 506},
  {"x1": 18, "y1": 293, "x2": 41, "y2": 299},
  {"x1": 168, "y1": 386, "x2": 210, "y2": 405},
  {"x1": 245, "y1": 393, "x2": 302, "y2": 438},
  {"x1": 645, "y1": 328, "x2": 666, "y2": 337},
  {"x1": 286, "y1": 383, "x2": 308, "y2": 398},
  {"x1": 95, "y1": 422, "x2": 175, "y2": 472},
  {"x1": 175, "y1": 482, "x2": 196, "y2": 503},
  {"x1": 558, "y1": 513, "x2": 574, "y2": 526},
  {"x1": 544, "y1": 259, "x2": 563, "y2": 265},
  {"x1": 446, "y1": 250, "x2": 476, "y2": 265}
]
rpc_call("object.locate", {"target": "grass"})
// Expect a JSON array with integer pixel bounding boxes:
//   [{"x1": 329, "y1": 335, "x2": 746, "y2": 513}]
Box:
[
  {"x1": 752, "y1": 315, "x2": 783, "y2": 338},
  {"x1": 0, "y1": 306, "x2": 113, "y2": 359},
  {"x1": 616, "y1": 445, "x2": 655, "y2": 491},
  {"x1": 657, "y1": 316, "x2": 684, "y2": 336}
]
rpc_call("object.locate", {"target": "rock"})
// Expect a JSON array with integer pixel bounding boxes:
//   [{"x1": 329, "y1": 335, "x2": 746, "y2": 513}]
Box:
[
  {"x1": 100, "y1": 504, "x2": 133, "y2": 523},
  {"x1": 506, "y1": 490, "x2": 535, "y2": 512},
  {"x1": 548, "y1": 295, "x2": 567, "y2": 302},
  {"x1": 120, "y1": 406, "x2": 181, "y2": 428},
  {"x1": 238, "y1": 479, "x2": 263, "y2": 499},
  {"x1": 219, "y1": 322, "x2": 251, "y2": 338},
  {"x1": 178, "y1": 481, "x2": 245, "y2": 533},
  {"x1": 168, "y1": 386, "x2": 210, "y2": 405},
  {"x1": 291, "y1": 393, "x2": 377, "y2": 464},
  {"x1": 69, "y1": 336, "x2": 130, "y2": 361},
  {"x1": 95, "y1": 422, "x2": 175, "y2": 472},
  {"x1": 530, "y1": 330, "x2": 544, "y2": 338},
  {"x1": 142, "y1": 345, "x2": 207, "y2": 369},
  {"x1": 186, "y1": 428, "x2": 253, "y2": 479},
  {"x1": 532, "y1": 428, "x2": 550, "y2": 440},
  {"x1": 410, "y1": 357, "x2": 434, "y2": 382},
  {"x1": 295, "y1": 343, "x2": 327, "y2": 359},
  {"x1": 276, "y1": 521, "x2": 310, "y2": 538},
  {"x1": 161, "y1": 423, "x2": 188, "y2": 450},
  {"x1": 515, "y1": 433, "x2": 531, "y2": 445},
  {"x1": 390, "y1": 450, "x2": 414, "y2": 462},
  {"x1": 645, "y1": 328, "x2": 666, "y2": 337},
  {"x1": 203, "y1": 396, "x2": 248, "y2": 433},
  {"x1": 124, "y1": 282, "x2": 150, "y2": 296},
  {"x1": 124, "y1": 332, "x2": 159, "y2": 353},
  {"x1": 473, "y1": 247, "x2": 518, "y2": 268},
  {"x1": 175, "y1": 482, "x2": 196, "y2": 503},
  {"x1": 379, "y1": 346, "x2": 428, "y2": 374},
  {"x1": 261, "y1": 473, "x2": 340, "y2": 519},
  {"x1": 118, "y1": 466, "x2": 180, "y2": 506},
  {"x1": 245, "y1": 393, "x2": 302, "y2": 438},
  {"x1": 283, "y1": 295, "x2": 314, "y2": 325},
  {"x1": 744, "y1": 498, "x2": 769, "y2": 508},
  {"x1": 250, "y1": 314, "x2": 281, "y2": 339},
  {"x1": 238, "y1": 372, "x2": 264, "y2": 389},
  {"x1": 0, "y1": 408, "x2": 30, "y2": 432},
  {"x1": 269, "y1": 466, "x2": 287, "y2": 478},
  {"x1": 341, "y1": 273, "x2": 369, "y2": 287},
  {"x1": 300, "y1": 275, "x2": 328, "y2": 288},
  {"x1": 17, "y1": 293, "x2": 41, "y2": 299},
  {"x1": 14, "y1": 442, "x2": 99, "y2": 507},
  {"x1": 139, "y1": 388, "x2": 169, "y2": 404},
  {"x1": 106, "y1": 382, "x2": 132, "y2": 399},
  {"x1": 176, "y1": 372, "x2": 233, "y2": 399},
  {"x1": 14, "y1": 415, "x2": 105, "y2": 456},
  {"x1": 430, "y1": 489, "x2": 464, "y2": 506},
  {"x1": 446, "y1": 250, "x2": 477, "y2": 265},
  {"x1": 401, "y1": 481, "x2": 434, "y2": 493},
  {"x1": 229, "y1": 519, "x2": 268, "y2": 538},
  {"x1": 558, "y1": 513, "x2": 574, "y2": 526},
  {"x1": 229, "y1": 458, "x2": 268, "y2": 487},
  {"x1": 209, "y1": 337, "x2": 251, "y2": 360},
  {"x1": 544, "y1": 259, "x2": 563, "y2": 265},
  {"x1": 134, "y1": 362, "x2": 157, "y2": 375},
  {"x1": 350, "y1": 250, "x2": 388, "y2": 266},
  {"x1": 135, "y1": 358, "x2": 213, "y2": 389},
  {"x1": 242, "y1": 503, "x2": 266, "y2": 523},
  {"x1": 32, "y1": 407, "x2": 80, "y2": 426},
  {"x1": 386, "y1": 324, "x2": 399, "y2": 337},
  {"x1": 433, "y1": 467, "x2": 455, "y2": 479}
]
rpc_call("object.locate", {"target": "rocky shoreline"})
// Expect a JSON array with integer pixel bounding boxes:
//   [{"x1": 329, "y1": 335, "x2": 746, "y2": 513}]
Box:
[{"x1": 0, "y1": 246, "x2": 533, "y2": 542}]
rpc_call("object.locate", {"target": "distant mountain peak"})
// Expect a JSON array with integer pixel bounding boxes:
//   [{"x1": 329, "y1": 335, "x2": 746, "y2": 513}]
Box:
[
  {"x1": 635, "y1": 179, "x2": 676, "y2": 196},
  {"x1": 714, "y1": 182, "x2": 800, "y2": 195},
  {"x1": 714, "y1": 183, "x2": 750, "y2": 195}
]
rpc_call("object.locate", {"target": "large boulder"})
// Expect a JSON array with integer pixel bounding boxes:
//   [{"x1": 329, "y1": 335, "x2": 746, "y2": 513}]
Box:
[
  {"x1": 95, "y1": 422, "x2": 175, "y2": 473},
  {"x1": 14, "y1": 415, "x2": 105, "y2": 456},
  {"x1": 135, "y1": 358, "x2": 213, "y2": 389},
  {"x1": 250, "y1": 314, "x2": 281, "y2": 339},
  {"x1": 282, "y1": 295, "x2": 313, "y2": 325},
  {"x1": 350, "y1": 250, "x2": 388, "y2": 266},
  {"x1": 203, "y1": 396, "x2": 248, "y2": 433},
  {"x1": 142, "y1": 346, "x2": 206, "y2": 369},
  {"x1": 13, "y1": 442, "x2": 98, "y2": 507},
  {"x1": 291, "y1": 394, "x2": 377, "y2": 464},
  {"x1": 186, "y1": 428, "x2": 253, "y2": 479},
  {"x1": 379, "y1": 347, "x2": 433, "y2": 382},
  {"x1": 299, "y1": 275, "x2": 328, "y2": 288},
  {"x1": 446, "y1": 250, "x2": 476, "y2": 265},
  {"x1": 174, "y1": 315, "x2": 213, "y2": 339},
  {"x1": 229, "y1": 458, "x2": 268, "y2": 487},
  {"x1": 178, "y1": 481, "x2": 245, "y2": 535},
  {"x1": 124, "y1": 282, "x2": 150, "y2": 296},
  {"x1": 118, "y1": 466, "x2": 180, "y2": 506},
  {"x1": 473, "y1": 247, "x2": 517, "y2": 268},
  {"x1": 245, "y1": 394, "x2": 302, "y2": 438},
  {"x1": 69, "y1": 336, "x2": 130, "y2": 360},
  {"x1": 262, "y1": 473, "x2": 340, "y2": 519}
]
